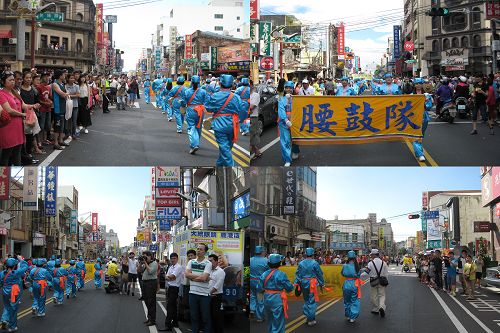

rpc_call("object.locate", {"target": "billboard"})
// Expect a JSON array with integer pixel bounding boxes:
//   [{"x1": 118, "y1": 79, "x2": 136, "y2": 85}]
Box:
[
  {"x1": 70, "y1": 210, "x2": 78, "y2": 234},
  {"x1": 232, "y1": 192, "x2": 250, "y2": 221},
  {"x1": 185, "y1": 34, "x2": 192, "y2": 59},
  {"x1": 155, "y1": 166, "x2": 180, "y2": 187},
  {"x1": 250, "y1": 0, "x2": 259, "y2": 20},
  {"x1": 259, "y1": 21, "x2": 271, "y2": 56},
  {"x1": 337, "y1": 24, "x2": 345, "y2": 56},
  {"x1": 92, "y1": 213, "x2": 98, "y2": 233},
  {"x1": 0, "y1": 167, "x2": 9, "y2": 200},
  {"x1": 23, "y1": 167, "x2": 38, "y2": 210},
  {"x1": 393, "y1": 25, "x2": 401, "y2": 59},
  {"x1": 218, "y1": 44, "x2": 250, "y2": 63},
  {"x1": 44, "y1": 166, "x2": 57, "y2": 217},
  {"x1": 96, "y1": 4, "x2": 103, "y2": 45},
  {"x1": 282, "y1": 168, "x2": 296, "y2": 215}
]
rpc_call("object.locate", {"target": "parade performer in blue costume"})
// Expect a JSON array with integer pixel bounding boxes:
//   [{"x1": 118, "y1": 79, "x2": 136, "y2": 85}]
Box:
[
  {"x1": 376, "y1": 74, "x2": 401, "y2": 95},
  {"x1": 29, "y1": 258, "x2": 52, "y2": 317},
  {"x1": 336, "y1": 77, "x2": 356, "y2": 96},
  {"x1": 294, "y1": 248, "x2": 325, "y2": 326},
  {"x1": 183, "y1": 75, "x2": 209, "y2": 154},
  {"x1": 235, "y1": 78, "x2": 250, "y2": 135},
  {"x1": 257, "y1": 254, "x2": 294, "y2": 333},
  {"x1": 76, "y1": 256, "x2": 86, "y2": 290},
  {"x1": 342, "y1": 251, "x2": 363, "y2": 323},
  {"x1": 152, "y1": 75, "x2": 163, "y2": 108},
  {"x1": 162, "y1": 78, "x2": 174, "y2": 120},
  {"x1": 277, "y1": 81, "x2": 300, "y2": 166},
  {"x1": 143, "y1": 78, "x2": 151, "y2": 104},
  {"x1": 0, "y1": 257, "x2": 29, "y2": 332},
  {"x1": 168, "y1": 76, "x2": 187, "y2": 133},
  {"x1": 52, "y1": 259, "x2": 68, "y2": 305},
  {"x1": 250, "y1": 246, "x2": 268, "y2": 322},
  {"x1": 412, "y1": 78, "x2": 432, "y2": 162},
  {"x1": 160, "y1": 78, "x2": 168, "y2": 114},
  {"x1": 205, "y1": 74, "x2": 246, "y2": 166},
  {"x1": 66, "y1": 260, "x2": 78, "y2": 299},
  {"x1": 94, "y1": 258, "x2": 103, "y2": 288}
]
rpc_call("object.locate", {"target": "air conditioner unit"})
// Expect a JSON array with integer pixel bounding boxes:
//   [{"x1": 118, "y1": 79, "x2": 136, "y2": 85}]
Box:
[{"x1": 9, "y1": 38, "x2": 17, "y2": 45}]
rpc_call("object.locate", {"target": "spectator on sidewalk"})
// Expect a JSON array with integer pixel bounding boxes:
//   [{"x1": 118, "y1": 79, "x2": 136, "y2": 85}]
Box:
[
  {"x1": 475, "y1": 255, "x2": 484, "y2": 289},
  {"x1": 127, "y1": 252, "x2": 139, "y2": 296},
  {"x1": 185, "y1": 244, "x2": 212, "y2": 333},
  {"x1": 447, "y1": 251, "x2": 458, "y2": 296},
  {"x1": 463, "y1": 255, "x2": 477, "y2": 300},
  {"x1": 77, "y1": 74, "x2": 91, "y2": 134},
  {"x1": 457, "y1": 249, "x2": 468, "y2": 295},
  {"x1": 109, "y1": 76, "x2": 118, "y2": 105},
  {"x1": 141, "y1": 251, "x2": 158, "y2": 327},
  {"x1": 119, "y1": 254, "x2": 129, "y2": 295},
  {"x1": 180, "y1": 249, "x2": 196, "y2": 320},
  {"x1": 209, "y1": 254, "x2": 226, "y2": 333},
  {"x1": 64, "y1": 73, "x2": 80, "y2": 140},
  {"x1": 365, "y1": 249, "x2": 388, "y2": 318},
  {"x1": 249, "y1": 80, "x2": 262, "y2": 161},
  {"x1": 432, "y1": 250, "x2": 443, "y2": 291},
  {"x1": 159, "y1": 253, "x2": 183, "y2": 332}
]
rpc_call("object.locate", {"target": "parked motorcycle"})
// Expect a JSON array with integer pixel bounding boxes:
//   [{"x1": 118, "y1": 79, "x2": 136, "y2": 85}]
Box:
[
  {"x1": 104, "y1": 274, "x2": 120, "y2": 294},
  {"x1": 440, "y1": 100, "x2": 457, "y2": 123},
  {"x1": 403, "y1": 264, "x2": 410, "y2": 273},
  {"x1": 455, "y1": 97, "x2": 470, "y2": 119}
]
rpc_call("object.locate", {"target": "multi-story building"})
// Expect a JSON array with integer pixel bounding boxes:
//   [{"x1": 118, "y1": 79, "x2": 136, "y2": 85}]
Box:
[
  {"x1": 415, "y1": 0, "x2": 494, "y2": 76},
  {"x1": 480, "y1": 167, "x2": 500, "y2": 262},
  {"x1": 0, "y1": 0, "x2": 96, "y2": 72},
  {"x1": 326, "y1": 222, "x2": 367, "y2": 255}
]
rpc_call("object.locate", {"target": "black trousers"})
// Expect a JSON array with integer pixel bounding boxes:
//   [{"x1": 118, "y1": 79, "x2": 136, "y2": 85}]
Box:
[
  {"x1": 0, "y1": 144, "x2": 22, "y2": 166},
  {"x1": 143, "y1": 279, "x2": 157, "y2": 323},
  {"x1": 102, "y1": 94, "x2": 109, "y2": 112},
  {"x1": 165, "y1": 286, "x2": 179, "y2": 328},
  {"x1": 211, "y1": 294, "x2": 224, "y2": 333}
]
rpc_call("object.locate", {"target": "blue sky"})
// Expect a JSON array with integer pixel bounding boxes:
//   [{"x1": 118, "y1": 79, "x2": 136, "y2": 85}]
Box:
[{"x1": 317, "y1": 167, "x2": 482, "y2": 241}]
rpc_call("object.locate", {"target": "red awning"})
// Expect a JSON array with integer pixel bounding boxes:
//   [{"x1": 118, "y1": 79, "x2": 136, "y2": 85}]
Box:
[{"x1": 0, "y1": 30, "x2": 13, "y2": 39}]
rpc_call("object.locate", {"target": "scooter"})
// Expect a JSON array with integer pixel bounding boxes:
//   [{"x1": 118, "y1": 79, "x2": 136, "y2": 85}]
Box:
[
  {"x1": 455, "y1": 97, "x2": 470, "y2": 119},
  {"x1": 440, "y1": 100, "x2": 456, "y2": 123},
  {"x1": 104, "y1": 274, "x2": 120, "y2": 294},
  {"x1": 403, "y1": 264, "x2": 410, "y2": 273}
]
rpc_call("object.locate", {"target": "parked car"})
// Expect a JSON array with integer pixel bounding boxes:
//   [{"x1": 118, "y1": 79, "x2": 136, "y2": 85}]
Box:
[
  {"x1": 257, "y1": 85, "x2": 279, "y2": 136},
  {"x1": 484, "y1": 266, "x2": 500, "y2": 287}
]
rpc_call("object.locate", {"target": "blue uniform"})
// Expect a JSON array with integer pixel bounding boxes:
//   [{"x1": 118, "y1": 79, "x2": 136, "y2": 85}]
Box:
[
  {"x1": 66, "y1": 265, "x2": 78, "y2": 298},
  {"x1": 375, "y1": 83, "x2": 401, "y2": 95},
  {"x1": 412, "y1": 93, "x2": 432, "y2": 159},
  {"x1": 161, "y1": 85, "x2": 172, "y2": 117},
  {"x1": 257, "y1": 269, "x2": 294, "y2": 333},
  {"x1": 29, "y1": 266, "x2": 53, "y2": 316},
  {"x1": 341, "y1": 263, "x2": 362, "y2": 320},
  {"x1": 294, "y1": 258, "x2": 325, "y2": 322},
  {"x1": 144, "y1": 81, "x2": 151, "y2": 104},
  {"x1": 183, "y1": 87, "x2": 209, "y2": 150},
  {"x1": 94, "y1": 263, "x2": 103, "y2": 288},
  {"x1": 76, "y1": 260, "x2": 86, "y2": 290},
  {"x1": 277, "y1": 96, "x2": 300, "y2": 164},
  {"x1": 235, "y1": 86, "x2": 250, "y2": 134},
  {"x1": 205, "y1": 89, "x2": 246, "y2": 166},
  {"x1": 52, "y1": 267, "x2": 68, "y2": 304},
  {"x1": 336, "y1": 86, "x2": 356, "y2": 96},
  {"x1": 250, "y1": 256, "x2": 268, "y2": 321},
  {"x1": 46, "y1": 260, "x2": 55, "y2": 288},
  {"x1": 0, "y1": 260, "x2": 29, "y2": 330},
  {"x1": 152, "y1": 79, "x2": 163, "y2": 107},
  {"x1": 168, "y1": 85, "x2": 187, "y2": 133}
]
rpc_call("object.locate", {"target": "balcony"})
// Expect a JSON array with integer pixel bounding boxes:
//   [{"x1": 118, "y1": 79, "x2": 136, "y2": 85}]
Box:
[
  {"x1": 471, "y1": 46, "x2": 491, "y2": 57},
  {"x1": 423, "y1": 51, "x2": 442, "y2": 61},
  {"x1": 39, "y1": 19, "x2": 94, "y2": 32},
  {"x1": 36, "y1": 47, "x2": 94, "y2": 60}
]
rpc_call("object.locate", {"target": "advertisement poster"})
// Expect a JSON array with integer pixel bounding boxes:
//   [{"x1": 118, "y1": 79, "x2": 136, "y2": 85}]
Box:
[
  {"x1": 23, "y1": 167, "x2": 38, "y2": 210},
  {"x1": 0, "y1": 167, "x2": 9, "y2": 200},
  {"x1": 44, "y1": 166, "x2": 57, "y2": 217}
]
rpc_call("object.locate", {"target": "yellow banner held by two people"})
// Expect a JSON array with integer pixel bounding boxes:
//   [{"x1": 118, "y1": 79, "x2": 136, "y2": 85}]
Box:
[{"x1": 291, "y1": 95, "x2": 426, "y2": 145}]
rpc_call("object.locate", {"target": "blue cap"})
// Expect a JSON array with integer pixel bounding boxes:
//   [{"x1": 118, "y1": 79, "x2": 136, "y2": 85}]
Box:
[
  {"x1": 348, "y1": 250, "x2": 356, "y2": 259},
  {"x1": 414, "y1": 78, "x2": 424, "y2": 84},
  {"x1": 191, "y1": 75, "x2": 201, "y2": 84},
  {"x1": 163, "y1": 78, "x2": 167, "y2": 83},
  {"x1": 157, "y1": 74, "x2": 161, "y2": 79},
  {"x1": 69, "y1": 260, "x2": 75, "y2": 265},
  {"x1": 6, "y1": 258, "x2": 18, "y2": 268},
  {"x1": 241, "y1": 78, "x2": 249, "y2": 86},
  {"x1": 97, "y1": 258, "x2": 102, "y2": 262},
  {"x1": 167, "y1": 78, "x2": 173, "y2": 84},
  {"x1": 284, "y1": 81, "x2": 295, "y2": 89},
  {"x1": 305, "y1": 248, "x2": 314, "y2": 256},
  {"x1": 51, "y1": 255, "x2": 56, "y2": 260},
  {"x1": 268, "y1": 254, "x2": 282, "y2": 264},
  {"x1": 177, "y1": 76, "x2": 185, "y2": 84},
  {"x1": 255, "y1": 246, "x2": 264, "y2": 254},
  {"x1": 55, "y1": 259, "x2": 61, "y2": 266},
  {"x1": 206, "y1": 78, "x2": 211, "y2": 83},
  {"x1": 41, "y1": 258, "x2": 47, "y2": 265},
  {"x1": 79, "y1": 256, "x2": 83, "y2": 261},
  {"x1": 36, "y1": 258, "x2": 43, "y2": 266},
  {"x1": 220, "y1": 74, "x2": 234, "y2": 88},
  {"x1": 384, "y1": 73, "x2": 393, "y2": 79},
  {"x1": 353, "y1": 78, "x2": 361, "y2": 82},
  {"x1": 341, "y1": 76, "x2": 349, "y2": 81}
]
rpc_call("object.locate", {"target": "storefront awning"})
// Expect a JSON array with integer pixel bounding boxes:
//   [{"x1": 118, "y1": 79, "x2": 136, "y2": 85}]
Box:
[{"x1": 295, "y1": 234, "x2": 311, "y2": 241}]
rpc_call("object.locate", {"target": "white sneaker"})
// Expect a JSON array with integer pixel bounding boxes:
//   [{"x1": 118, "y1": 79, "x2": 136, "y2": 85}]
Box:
[
  {"x1": 419, "y1": 156, "x2": 426, "y2": 162},
  {"x1": 284, "y1": 162, "x2": 291, "y2": 167},
  {"x1": 78, "y1": 126, "x2": 83, "y2": 130},
  {"x1": 292, "y1": 153, "x2": 299, "y2": 160},
  {"x1": 349, "y1": 319, "x2": 355, "y2": 323},
  {"x1": 84, "y1": 129, "x2": 89, "y2": 134},
  {"x1": 307, "y1": 320, "x2": 317, "y2": 326}
]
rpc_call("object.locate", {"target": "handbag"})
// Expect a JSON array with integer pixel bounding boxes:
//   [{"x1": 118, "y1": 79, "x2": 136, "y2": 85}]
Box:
[
  {"x1": 370, "y1": 260, "x2": 389, "y2": 287},
  {"x1": 0, "y1": 108, "x2": 11, "y2": 127},
  {"x1": 25, "y1": 108, "x2": 36, "y2": 128},
  {"x1": 65, "y1": 97, "x2": 73, "y2": 120}
]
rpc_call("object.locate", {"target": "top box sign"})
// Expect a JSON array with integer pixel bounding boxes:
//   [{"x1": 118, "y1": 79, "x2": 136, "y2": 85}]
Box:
[
  {"x1": 422, "y1": 210, "x2": 439, "y2": 219},
  {"x1": 155, "y1": 166, "x2": 180, "y2": 187},
  {"x1": 156, "y1": 187, "x2": 179, "y2": 198},
  {"x1": 105, "y1": 15, "x2": 117, "y2": 23},
  {"x1": 36, "y1": 12, "x2": 64, "y2": 22}
]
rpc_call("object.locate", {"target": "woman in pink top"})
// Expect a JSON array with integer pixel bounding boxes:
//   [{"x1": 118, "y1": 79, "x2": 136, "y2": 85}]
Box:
[{"x1": 0, "y1": 71, "x2": 39, "y2": 165}]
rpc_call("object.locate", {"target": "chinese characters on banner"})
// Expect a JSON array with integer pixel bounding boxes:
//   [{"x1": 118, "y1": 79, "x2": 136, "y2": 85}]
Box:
[
  {"x1": 70, "y1": 210, "x2": 78, "y2": 234},
  {"x1": 282, "y1": 168, "x2": 296, "y2": 215},
  {"x1": 290, "y1": 95, "x2": 425, "y2": 145},
  {"x1": 95, "y1": 4, "x2": 103, "y2": 45},
  {"x1": 92, "y1": 212, "x2": 98, "y2": 241},
  {"x1": 259, "y1": 21, "x2": 272, "y2": 56},
  {"x1": 44, "y1": 166, "x2": 57, "y2": 217},
  {"x1": 337, "y1": 24, "x2": 345, "y2": 56},
  {"x1": 210, "y1": 46, "x2": 218, "y2": 71},
  {"x1": 23, "y1": 167, "x2": 38, "y2": 210},
  {"x1": 0, "y1": 167, "x2": 9, "y2": 200},
  {"x1": 155, "y1": 166, "x2": 181, "y2": 231},
  {"x1": 250, "y1": 0, "x2": 259, "y2": 20},
  {"x1": 393, "y1": 25, "x2": 401, "y2": 59},
  {"x1": 185, "y1": 34, "x2": 192, "y2": 59},
  {"x1": 232, "y1": 192, "x2": 250, "y2": 221},
  {"x1": 486, "y1": 1, "x2": 500, "y2": 19}
]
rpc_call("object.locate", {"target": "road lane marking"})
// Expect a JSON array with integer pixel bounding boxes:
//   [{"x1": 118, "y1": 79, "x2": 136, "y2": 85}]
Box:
[
  {"x1": 447, "y1": 293, "x2": 495, "y2": 333},
  {"x1": 284, "y1": 298, "x2": 336, "y2": 328},
  {"x1": 429, "y1": 287, "x2": 468, "y2": 333},
  {"x1": 286, "y1": 298, "x2": 341, "y2": 333},
  {"x1": 260, "y1": 137, "x2": 280, "y2": 153},
  {"x1": 202, "y1": 128, "x2": 251, "y2": 157},
  {"x1": 201, "y1": 132, "x2": 249, "y2": 166},
  {"x1": 403, "y1": 140, "x2": 427, "y2": 166}
]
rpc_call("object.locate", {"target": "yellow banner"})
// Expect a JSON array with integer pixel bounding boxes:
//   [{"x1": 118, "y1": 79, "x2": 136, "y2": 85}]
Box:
[
  {"x1": 136, "y1": 232, "x2": 144, "y2": 241},
  {"x1": 279, "y1": 265, "x2": 345, "y2": 300},
  {"x1": 61, "y1": 263, "x2": 96, "y2": 280},
  {"x1": 291, "y1": 95, "x2": 425, "y2": 145}
]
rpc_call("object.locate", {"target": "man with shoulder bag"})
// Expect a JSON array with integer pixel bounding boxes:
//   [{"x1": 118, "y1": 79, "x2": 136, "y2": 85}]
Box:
[{"x1": 364, "y1": 249, "x2": 388, "y2": 318}]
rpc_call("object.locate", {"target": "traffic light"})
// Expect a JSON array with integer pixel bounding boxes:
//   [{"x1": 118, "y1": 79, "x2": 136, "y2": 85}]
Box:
[
  {"x1": 408, "y1": 214, "x2": 420, "y2": 219},
  {"x1": 427, "y1": 7, "x2": 450, "y2": 16}
]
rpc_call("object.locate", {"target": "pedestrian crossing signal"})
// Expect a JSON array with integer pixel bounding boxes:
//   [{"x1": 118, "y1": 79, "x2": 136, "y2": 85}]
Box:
[
  {"x1": 408, "y1": 214, "x2": 420, "y2": 219},
  {"x1": 427, "y1": 7, "x2": 450, "y2": 16}
]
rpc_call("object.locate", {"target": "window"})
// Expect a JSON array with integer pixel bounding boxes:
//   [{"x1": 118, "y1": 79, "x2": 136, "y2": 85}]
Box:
[
  {"x1": 442, "y1": 13, "x2": 467, "y2": 32},
  {"x1": 432, "y1": 40, "x2": 439, "y2": 52},
  {"x1": 461, "y1": 36, "x2": 468, "y2": 48},
  {"x1": 25, "y1": 32, "x2": 29, "y2": 49},
  {"x1": 471, "y1": 7, "x2": 481, "y2": 28},
  {"x1": 62, "y1": 37, "x2": 68, "y2": 51},
  {"x1": 214, "y1": 26, "x2": 223, "y2": 31},
  {"x1": 352, "y1": 233, "x2": 358, "y2": 242},
  {"x1": 443, "y1": 38, "x2": 450, "y2": 50},
  {"x1": 76, "y1": 13, "x2": 83, "y2": 21},
  {"x1": 237, "y1": 28, "x2": 240, "y2": 32},
  {"x1": 451, "y1": 37, "x2": 459, "y2": 48},
  {"x1": 76, "y1": 39, "x2": 82, "y2": 52},
  {"x1": 432, "y1": 17, "x2": 438, "y2": 30},
  {"x1": 50, "y1": 36, "x2": 60, "y2": 48},
  {"x1": 472, "y1": 34, "x2": 481, "y2": 47},
  {"x1": 59, "y1": 6, "x2": 67, "y2": 19},
  {"x1": 40, "y1": 34, "x2": 48, "y2": 48},
  {"x1": 214, "y1": 14, "x2": 223, "y2": 19},
  {"x1": 237, "y1": 16, "x2": 240, "y2": 20}
]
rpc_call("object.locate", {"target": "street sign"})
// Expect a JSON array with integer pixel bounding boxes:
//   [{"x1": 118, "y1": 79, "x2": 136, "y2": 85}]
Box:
[
  {"x1": 105, "y1": 15, "x2": 117, "y2": 23},
  {"x1": 405, "y1": 59, "x2": 417, "y2": 64},
  {"x1": 422, "y1": 210, "x2": 439, "y2": 219},
  {"x1": 404, "y1": 41, "x2": 414, "y2": 52},
  {"x1": 259, "y1": 56, "x2": 274, "y2": 71},
  {"x1": 36, "y1": 12, "x2": 64, "y2": 22},
  {"x1": 427, "y1": 240, "x2": 441, "y2": 249}
]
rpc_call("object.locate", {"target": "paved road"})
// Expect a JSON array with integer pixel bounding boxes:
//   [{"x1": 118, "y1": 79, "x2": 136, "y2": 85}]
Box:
[
  {"x1": 250, "y1": 265, "x2": 500, "y2": 333},
  {"x1": 3, "y1": 279, "x2": 248, "y2": 333},
  {"x1": 252, "y1": 112, "x2": 500, "y2": 167},
  {"x1": 31, "y1": 94, "x2": 249, "y2": 167}
]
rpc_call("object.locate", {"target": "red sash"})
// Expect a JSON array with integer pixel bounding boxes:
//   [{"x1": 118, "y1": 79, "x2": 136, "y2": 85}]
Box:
[
  {"x1": 213, "y1": 93, "x2": 238, "y2": 143},
  {"x1": 263, "y1": 269, "x2": 289, "y2": 319}
]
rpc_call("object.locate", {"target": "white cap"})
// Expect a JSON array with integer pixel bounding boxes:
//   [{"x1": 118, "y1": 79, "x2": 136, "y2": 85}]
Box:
[
  {"x1": 266, "y1": 79, "x2": 273, "y2": 84},
  {"x1": 459, "y1": 76, "x2": 467, "y2": 83},
  {"x1": 302, "y1": 79, "x2": 309, "y2": 84},
  {"x1": 370, "y1": 249, "x2": 379, "y2": 255},
  {"x1": 112, "y1": 257, "x2": 117, "y2": 262}
]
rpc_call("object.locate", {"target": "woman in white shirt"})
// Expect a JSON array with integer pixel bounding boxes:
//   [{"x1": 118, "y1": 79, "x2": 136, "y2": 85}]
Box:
[{"x1": 78, "y1": 74, "x2": 92, "y2": 133}]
